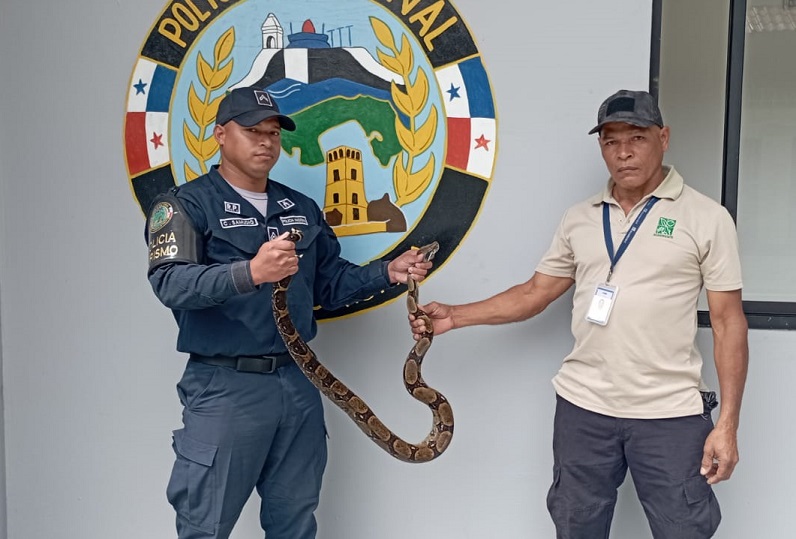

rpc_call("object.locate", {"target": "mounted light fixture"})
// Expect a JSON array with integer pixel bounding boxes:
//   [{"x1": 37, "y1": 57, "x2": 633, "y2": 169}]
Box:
[{"x1": 748, "y1": 4, "x2": 796, "y2": 32}]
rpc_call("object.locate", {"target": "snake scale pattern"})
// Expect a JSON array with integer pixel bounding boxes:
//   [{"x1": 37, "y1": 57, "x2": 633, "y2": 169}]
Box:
[{"x1": 272, "y1": 229, "x2": 454, "y2": 463}]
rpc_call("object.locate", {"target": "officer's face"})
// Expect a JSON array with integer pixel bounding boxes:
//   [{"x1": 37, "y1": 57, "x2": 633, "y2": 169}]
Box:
[{"x1": 215, "y1": 117, "x2": 282, "y2": 184}]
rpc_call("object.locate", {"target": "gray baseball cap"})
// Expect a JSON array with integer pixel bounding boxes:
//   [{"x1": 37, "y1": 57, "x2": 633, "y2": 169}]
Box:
[
  {"x1": 216, "y1": 86, "x2": 296, "y2": 131},
  {"x1": 588, "y1": 90, "x2": 664, "y2": 135}
]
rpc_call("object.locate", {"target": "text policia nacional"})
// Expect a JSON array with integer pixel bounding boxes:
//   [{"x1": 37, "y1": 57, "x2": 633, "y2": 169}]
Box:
[{"x1": 156, "y1": 0, "x2": 460, "y2": 53}]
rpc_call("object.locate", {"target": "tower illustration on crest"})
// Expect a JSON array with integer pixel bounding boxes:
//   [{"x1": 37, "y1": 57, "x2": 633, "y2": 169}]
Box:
[{"x1": 324, "y1": 145, "x2": 367, "y2": 226}]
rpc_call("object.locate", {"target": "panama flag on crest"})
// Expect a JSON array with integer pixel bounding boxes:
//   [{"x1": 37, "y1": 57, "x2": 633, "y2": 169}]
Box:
[
  {"x1": 436, "y1": 57, "x2": 496, "y2": 180},
  {"x1": 124, "y1": 58, "x2": 176, "y2": 176}
]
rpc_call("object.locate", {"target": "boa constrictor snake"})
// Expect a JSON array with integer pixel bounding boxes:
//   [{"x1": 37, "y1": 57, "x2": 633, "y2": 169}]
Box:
[{"x1": 272, "y1": 229, "x2": 453, "y2": 463}]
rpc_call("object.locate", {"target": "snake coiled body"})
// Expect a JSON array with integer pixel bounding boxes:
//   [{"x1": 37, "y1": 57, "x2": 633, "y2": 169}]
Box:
[{"x1": 272, "y1": 231, "x2": 453, "y2": 463}]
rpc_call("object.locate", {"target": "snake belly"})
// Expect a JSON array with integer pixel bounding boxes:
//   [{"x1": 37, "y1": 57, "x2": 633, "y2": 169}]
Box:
[{"x1": 271, "y1": 231, "x2": 453, "y2": 463}]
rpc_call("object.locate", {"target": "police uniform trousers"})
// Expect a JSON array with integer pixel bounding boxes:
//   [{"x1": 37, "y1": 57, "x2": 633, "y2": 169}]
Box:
[
  {"x1": 546, "y1": 395, "x2": 721, "y2": 539},
  {"x1": 167, "y1": 360, "x2": 327, "y2": 539}
]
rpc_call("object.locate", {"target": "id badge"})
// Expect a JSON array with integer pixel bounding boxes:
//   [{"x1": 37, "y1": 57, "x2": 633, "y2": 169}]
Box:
[{"x1": 586, "y1": 283, "x2": 618, "y2": 326}]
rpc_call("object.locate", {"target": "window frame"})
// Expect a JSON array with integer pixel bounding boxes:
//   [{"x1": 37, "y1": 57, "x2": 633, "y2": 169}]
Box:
[{"x1": 651, "y1": 0, "x2": 796, "y2": 330}]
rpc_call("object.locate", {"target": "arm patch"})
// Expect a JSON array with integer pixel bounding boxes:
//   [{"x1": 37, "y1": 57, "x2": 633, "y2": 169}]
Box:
[{"x1": 147, "y1": 193, "x2": 202, "y2": 273}]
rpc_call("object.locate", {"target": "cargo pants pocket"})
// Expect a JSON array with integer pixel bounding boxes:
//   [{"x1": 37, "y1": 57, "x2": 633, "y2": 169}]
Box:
[
  {"x1": 166, "y1": 428, "x2": 220, "y2": 534},
  {"x1": 679, "y1": 475, "x2": 722, "y2": 538}
]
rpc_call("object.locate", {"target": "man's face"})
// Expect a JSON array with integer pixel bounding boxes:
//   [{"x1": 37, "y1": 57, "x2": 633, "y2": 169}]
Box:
[
  {"x1": 598, "y1": 122, "x2": 669, "y2": 193},
  {"x1": 214, "y1": 117, "x2": 282, "y2": 182}
]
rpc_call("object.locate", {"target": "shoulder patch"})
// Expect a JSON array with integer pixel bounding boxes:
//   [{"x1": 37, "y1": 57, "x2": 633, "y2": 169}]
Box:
[
  {"x1": 149, "y1": 200, "x2": 175, "y2": 234},
  {"x1": 147, "y1": 194, "x2": 202, "y2": 273}
]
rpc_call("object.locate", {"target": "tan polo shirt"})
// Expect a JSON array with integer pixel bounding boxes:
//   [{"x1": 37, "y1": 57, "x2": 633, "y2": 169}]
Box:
[{"x1": 537, "y1": 166, "x2": 742, "y2": 419}]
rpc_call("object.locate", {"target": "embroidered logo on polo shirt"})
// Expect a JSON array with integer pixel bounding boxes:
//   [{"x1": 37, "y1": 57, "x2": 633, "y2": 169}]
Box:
[
  {"x1": 655, "y1": 217, "x2": 677, "y2": 238},
  {"x1": 224, "y1": 202, "x2": 241, "y2": 214},
  {"x1": 267, "y1": 227, "x2": 280, "y2": 240}
]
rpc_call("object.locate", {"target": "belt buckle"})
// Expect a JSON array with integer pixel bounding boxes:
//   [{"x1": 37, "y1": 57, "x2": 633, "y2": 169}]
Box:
[{"x1": 236, "y1": 355, "x2": 276, "y2": 374}]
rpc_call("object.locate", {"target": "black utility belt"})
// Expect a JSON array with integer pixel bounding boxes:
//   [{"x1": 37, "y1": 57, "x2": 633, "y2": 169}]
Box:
[{"x1": 189, "y1": 353, "x2": 293, "y2": 374}]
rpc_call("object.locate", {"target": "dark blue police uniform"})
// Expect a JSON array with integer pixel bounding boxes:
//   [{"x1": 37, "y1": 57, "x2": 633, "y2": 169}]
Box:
[{"x1": 147, "y1": 166, "x2": 391, "y2": 538}]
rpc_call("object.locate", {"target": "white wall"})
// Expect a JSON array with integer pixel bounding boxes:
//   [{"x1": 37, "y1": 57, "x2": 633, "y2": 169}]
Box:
[
  {"x1": 0, "y1": 118, "x2": 6, "y2": 539},
  {"x1": 1, "y1": 1, "x2": 792, "y2": 538}
]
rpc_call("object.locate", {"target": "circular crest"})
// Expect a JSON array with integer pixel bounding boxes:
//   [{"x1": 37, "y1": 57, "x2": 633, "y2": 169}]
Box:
[{"x1": 124, "y1": 0, "x2": 497, "y2": 318}]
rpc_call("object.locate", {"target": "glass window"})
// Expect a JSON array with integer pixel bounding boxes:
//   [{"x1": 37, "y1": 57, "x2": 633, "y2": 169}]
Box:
[
  {"x1": 658, "y1": 0, "x2": 730, "y2": 312},
  {"x1": 737, "y1": 1, "x2": 796, "y2": 302},
  {"x1": 658, "y1": 0, "x2": 730, "y2": 203},
  {"x1": 656, "y1": 0, "x2": 796, "y2": 328}
]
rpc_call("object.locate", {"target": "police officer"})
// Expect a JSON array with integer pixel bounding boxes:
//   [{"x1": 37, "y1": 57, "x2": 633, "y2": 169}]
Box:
[{"x1": 146, "y1": 86, "x2": 433, "y2": 539}]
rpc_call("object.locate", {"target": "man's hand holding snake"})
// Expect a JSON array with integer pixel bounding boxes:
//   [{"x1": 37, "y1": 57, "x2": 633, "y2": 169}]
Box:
[{"x1": 409, "y1": 301, "x2": 455, "y2": 341}]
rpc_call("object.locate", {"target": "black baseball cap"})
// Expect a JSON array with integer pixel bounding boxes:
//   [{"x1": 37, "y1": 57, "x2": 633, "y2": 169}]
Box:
[
  {"x1": 588, "y1": 90, "x2": 664, "y2": 135},
  {"x1": 216, "y1": 86, "x2": 296, "y2": 131}
]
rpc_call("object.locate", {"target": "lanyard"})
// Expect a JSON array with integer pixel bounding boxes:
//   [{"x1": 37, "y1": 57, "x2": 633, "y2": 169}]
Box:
[{"x1": 602, "y1": 196, "x2": 659, "y2": 282}]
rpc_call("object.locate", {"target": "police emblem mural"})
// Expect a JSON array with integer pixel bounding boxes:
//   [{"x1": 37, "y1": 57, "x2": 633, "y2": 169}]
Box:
[{"x1": 124, "y1": 0, "x2": 497, "y2": 319}]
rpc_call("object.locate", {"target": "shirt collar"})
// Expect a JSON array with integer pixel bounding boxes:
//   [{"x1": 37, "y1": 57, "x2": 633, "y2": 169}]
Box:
[{"x1": 590, "y1": 165, "x2": 684, "y2": 206}]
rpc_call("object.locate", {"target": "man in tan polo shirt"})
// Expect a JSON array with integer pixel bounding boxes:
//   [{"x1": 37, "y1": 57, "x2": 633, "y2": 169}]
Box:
[{"x1": 409, "y1": 89, "x2": 748, "y2": 538}]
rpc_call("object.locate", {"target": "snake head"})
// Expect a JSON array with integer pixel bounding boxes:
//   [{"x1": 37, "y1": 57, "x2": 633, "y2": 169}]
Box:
[
  {"x1": 418, "y1": 241, "x2": 440, "y2": 262},
  {"x1": 287, "y1": 228, "x2": 303, "y2": 244}
]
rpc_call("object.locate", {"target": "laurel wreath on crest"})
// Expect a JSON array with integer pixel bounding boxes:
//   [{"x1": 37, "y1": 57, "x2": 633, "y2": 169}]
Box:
[
  {"x1": 370, "y1": 17, "x2": 438, "y2": 208},
  {"x1": 183, "y1": 27, "x2": 236, "y2": 182}
]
